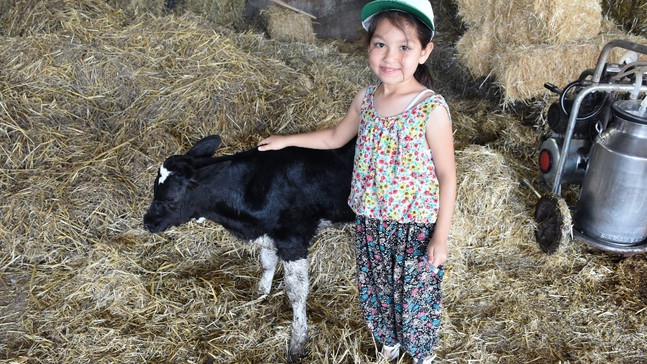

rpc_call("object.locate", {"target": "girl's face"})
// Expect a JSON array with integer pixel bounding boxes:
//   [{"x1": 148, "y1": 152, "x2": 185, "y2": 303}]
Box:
[{"x1": 368, "y1": 18, "x2": 433, "y2": 86}]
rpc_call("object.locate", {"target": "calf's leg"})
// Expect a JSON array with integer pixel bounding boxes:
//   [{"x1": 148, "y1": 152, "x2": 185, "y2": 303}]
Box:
[
  {"x1": 258, "y1": 246, "x2": 278, "y2": 295},
  {"x1": 283, "y1": 258, "x2": 309, "y2": 362},
  {"x1": 253, "y1": 235, "x2": 278, "y2": 295}
]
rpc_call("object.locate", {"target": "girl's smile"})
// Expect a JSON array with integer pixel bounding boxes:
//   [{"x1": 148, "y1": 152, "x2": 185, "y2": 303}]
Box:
[{"x1": 381, "y1": 66, "x2": 401, "y2": 74}]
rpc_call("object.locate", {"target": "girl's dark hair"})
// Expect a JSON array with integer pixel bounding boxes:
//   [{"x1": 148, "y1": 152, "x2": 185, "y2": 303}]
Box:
[{"x1": 366, "y1": 10, "x2": 434, "y2": 88}]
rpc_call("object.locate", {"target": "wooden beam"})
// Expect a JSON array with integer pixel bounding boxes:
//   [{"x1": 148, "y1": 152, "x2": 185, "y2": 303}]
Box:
[{"x1": 268, "y1": 0, "x2": 317, "y2": 20}]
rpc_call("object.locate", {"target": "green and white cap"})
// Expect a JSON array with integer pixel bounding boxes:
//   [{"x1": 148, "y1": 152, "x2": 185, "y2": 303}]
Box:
[{"x1": 361, "y1": 0, "x2": 435, "y2": 39}]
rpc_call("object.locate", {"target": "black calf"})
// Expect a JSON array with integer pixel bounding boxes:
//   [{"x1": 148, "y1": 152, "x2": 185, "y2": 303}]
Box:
[{"x1": 143, "y1": 135, "x2": 355, "y2": 361}]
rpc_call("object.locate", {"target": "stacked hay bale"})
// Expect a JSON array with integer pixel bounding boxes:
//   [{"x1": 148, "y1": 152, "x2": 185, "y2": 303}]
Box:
[
  {"x1": 456, "y1": 0, "x2": 647, "y2": 103},
  {"x1": 261, "y1": 5, "x2": 317, "y2": 44}
]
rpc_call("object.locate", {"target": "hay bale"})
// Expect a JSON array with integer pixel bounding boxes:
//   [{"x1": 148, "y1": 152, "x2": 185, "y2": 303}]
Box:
[
  {"x1": 492, "y1": 22, "x2": 647, "y2": 103},
  {"x1": 456, "y1": 24, "x2": 495, "y2": 78},
  {"x1": 454, "y1": 0, "x2": 644, "y2": 103},
  {"x1": 455, "y1": 0, "x2": 496, "y2": 78},
  {"x1": 261, "y1": 5, "x2": 316, "y2": 44},
  {"x1": 457, "y1": 0, "x2": 602, "y2": 44},
  {"x1": 492, "y1": 41, "x2": 603, "y2": 102},
  {"x1": 455, "y1": 0, "x2": 602, "y2": 75},
  {"x1": 492, "y1": 0, "x2": 602, "y2": 45},
  {"x1": 455, "y1": 0, "x2": 494, "y2": 28}
]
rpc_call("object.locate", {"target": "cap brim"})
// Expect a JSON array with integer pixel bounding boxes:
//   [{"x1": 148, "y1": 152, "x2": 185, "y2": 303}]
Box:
[{"x1": 361, "y1": 1, "x2": 435, "y2": 33}]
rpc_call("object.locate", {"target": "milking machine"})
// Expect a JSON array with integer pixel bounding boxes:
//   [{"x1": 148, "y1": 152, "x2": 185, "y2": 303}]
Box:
[{"x1": 533, "y1": 39, "x2": 647, "y2": 255}]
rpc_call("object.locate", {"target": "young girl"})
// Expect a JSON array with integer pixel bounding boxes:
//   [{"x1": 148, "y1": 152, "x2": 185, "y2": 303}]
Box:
[{"x1": 258, "y1": 1, "x2": 455, "y2": 362}]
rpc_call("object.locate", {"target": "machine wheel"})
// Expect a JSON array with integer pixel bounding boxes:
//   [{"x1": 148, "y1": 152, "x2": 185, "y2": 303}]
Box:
[{"x1": 534, "y1": 193, "x2": 572, "y2": 254}]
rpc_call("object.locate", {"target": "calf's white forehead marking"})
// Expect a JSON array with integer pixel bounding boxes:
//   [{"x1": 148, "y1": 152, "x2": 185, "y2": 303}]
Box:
[{"x1": 158, "y1": 165, "x2": 173, "y2": 184}]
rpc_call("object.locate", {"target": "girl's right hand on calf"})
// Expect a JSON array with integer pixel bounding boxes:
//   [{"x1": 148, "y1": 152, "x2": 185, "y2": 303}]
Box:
[{"x1": 258, "y1": 135, "x2": 288, "y2": 151}]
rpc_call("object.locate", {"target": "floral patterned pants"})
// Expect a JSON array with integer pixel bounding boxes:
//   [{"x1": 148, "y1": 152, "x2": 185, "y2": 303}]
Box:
[{"x1": 355, "y1": 215, "x2": 444, "y2": 361}]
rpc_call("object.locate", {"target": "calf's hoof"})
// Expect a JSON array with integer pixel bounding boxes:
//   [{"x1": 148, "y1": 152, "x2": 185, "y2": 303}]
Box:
[
  {"x1": 287, "y1": 348, "x2": 307, "y2": 363},
  {"x1": 287, "y1": 335, "x2": 309, "y2": 363}
]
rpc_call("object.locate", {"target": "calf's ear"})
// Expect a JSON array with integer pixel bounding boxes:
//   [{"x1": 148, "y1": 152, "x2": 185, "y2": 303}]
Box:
[
  {"x1": 165, "y1": 157, "x2": 196, "y2": 179},
  {"x1": 186, "y1": 135, "x2": 221, "y2": 157}
]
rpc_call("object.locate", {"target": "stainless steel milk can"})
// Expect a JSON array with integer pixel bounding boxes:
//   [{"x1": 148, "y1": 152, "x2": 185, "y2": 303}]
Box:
[{"x1": 574, "y1": 99, "x2": 647, "y2": 245}]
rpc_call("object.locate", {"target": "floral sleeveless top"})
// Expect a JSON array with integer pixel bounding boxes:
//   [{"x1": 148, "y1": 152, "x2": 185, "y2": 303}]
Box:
[{"x1": 348, "y1": 84, "x2": 450, "y2": 224}]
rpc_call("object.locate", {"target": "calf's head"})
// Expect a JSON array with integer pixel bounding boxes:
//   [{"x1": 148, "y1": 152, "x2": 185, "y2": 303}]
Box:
[{"x1": 143, "y1": 135, "x2": 224, "y2": 233}]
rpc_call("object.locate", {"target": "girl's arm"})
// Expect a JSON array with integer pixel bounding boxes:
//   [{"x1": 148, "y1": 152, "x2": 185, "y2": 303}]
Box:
[
  {"x1": 258, "y1": 88, "x2": 366, "y2": 151},
  {"x1": 425, "y1": 105, "x2": 456, "y2": 267}
]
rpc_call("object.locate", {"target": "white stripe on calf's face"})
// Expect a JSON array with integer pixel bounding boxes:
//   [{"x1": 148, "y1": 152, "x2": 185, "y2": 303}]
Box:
[{"x1": 158, "y1": 164, "x2": 172, "y2": 184}]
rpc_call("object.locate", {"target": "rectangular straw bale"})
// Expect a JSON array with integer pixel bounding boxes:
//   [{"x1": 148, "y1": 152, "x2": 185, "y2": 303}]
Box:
[
  {"x1": 455, "y1": 0, "x2": 495, "y2": 28},
  {"x1": 456, "y1": 24, "x2": 496, "y2": 77},
  {"x1": 492, "y1": 41, "x2": 600, "y2": 103},
  {"x1": 492, "y1": 25, "x2": 647, "y2": 103},
  {"x1": 261, "y1": 5, "x2": 316, "y2": 44},
  {"x1": 492, "y1": 0, "x2": 602, "y2": 45}
]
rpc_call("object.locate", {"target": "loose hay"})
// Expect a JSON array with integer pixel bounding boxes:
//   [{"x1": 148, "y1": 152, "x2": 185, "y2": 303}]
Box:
[
  {"x1": 181, "y1": 0, "x2": 246, "y2": 27},
  {"x1": 2, "y1": 1, "x2": 647, "y2": 363},
  {"x1": 603, "y1": 0, "x2": 647, "y2": 37}
]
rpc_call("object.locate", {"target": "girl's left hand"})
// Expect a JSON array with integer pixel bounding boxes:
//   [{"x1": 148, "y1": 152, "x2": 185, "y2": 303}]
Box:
[{"x1": 426, "y1": 236, "x2": 448, "y2": 267}]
